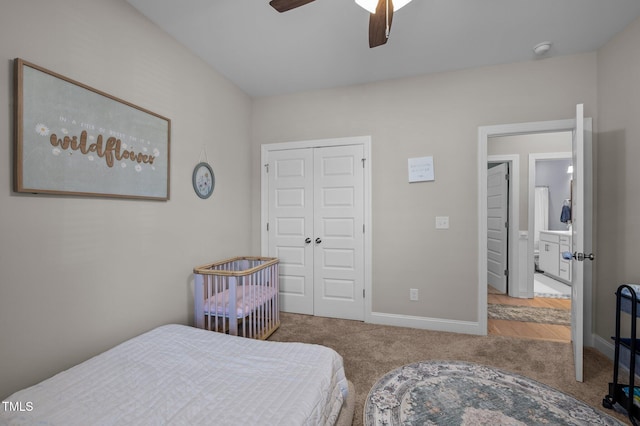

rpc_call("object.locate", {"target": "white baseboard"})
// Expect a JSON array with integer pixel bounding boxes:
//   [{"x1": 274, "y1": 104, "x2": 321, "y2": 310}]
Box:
[
  {"x1": 368, "y1": 311, "x2": 483, "y2": 335},
  {"x1": 594, "y1": 333, "x2": 615, "y2": 361},
  {"x1": 592, "y1": 333, "x2": 640, "y2": 383}
]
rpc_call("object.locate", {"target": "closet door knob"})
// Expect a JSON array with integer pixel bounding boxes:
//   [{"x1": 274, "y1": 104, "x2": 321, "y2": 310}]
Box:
[
  {"x1": 305, "y1": 237, "x2": 312, "y2": 244},
  {"x1": 315, "y1": 237, "x2": 322, "y2": 244}
]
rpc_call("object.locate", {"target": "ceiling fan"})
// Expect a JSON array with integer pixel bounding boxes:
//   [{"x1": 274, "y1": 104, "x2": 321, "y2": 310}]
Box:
[{"x1": 269, "y1": 0, "x2": 407, "y2": 48}]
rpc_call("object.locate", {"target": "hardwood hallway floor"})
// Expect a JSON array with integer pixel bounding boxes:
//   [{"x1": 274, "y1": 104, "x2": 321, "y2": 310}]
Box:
[{"x1": 488, "y1": 286, "x2": 571, "y2": 343}]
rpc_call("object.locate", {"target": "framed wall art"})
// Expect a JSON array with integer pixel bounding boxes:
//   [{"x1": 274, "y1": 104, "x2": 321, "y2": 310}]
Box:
[
  {"x1": 192, "y1": 162, "x2": 215, "y2": 199},
  {"x1": 14, "y1": 58, "x2": 171, "y2": 200}
]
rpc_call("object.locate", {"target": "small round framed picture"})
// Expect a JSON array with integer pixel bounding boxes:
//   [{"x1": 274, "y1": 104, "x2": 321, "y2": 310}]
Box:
[{"x1": 192, "y1": 162, "x2": 215, "y2": 199}]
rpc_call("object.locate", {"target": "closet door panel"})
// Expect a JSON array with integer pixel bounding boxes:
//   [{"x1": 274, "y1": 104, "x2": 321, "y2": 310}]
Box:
[
  {"x1": 313, "y1": 145, "x2": 364, "y2": 320},
  {"x1": 268, "y1": 149, "x2": 314, "y2": 315}
]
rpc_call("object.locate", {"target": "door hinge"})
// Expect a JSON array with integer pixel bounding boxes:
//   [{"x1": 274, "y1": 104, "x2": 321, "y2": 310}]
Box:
[
  {"x1": 362, "y1": 158, "x2": 366, "y2": 168},
  {"x1": 504, "y1": 269, "x2": 508, "y2": 277},
  {"x1": 505, "y1": 173, "x2": 509, "y2": 180},
  {"x1": 264, "y1": 164, "x2": 269, "y2": 173},
  {"x1": 505, "y1": 221, "x2": 508, "y2": 229},
  {"x1": 363, "y1": 289, "x2": 365, "y2": 298},
  {"x1": 363, "y1": 224, "x2": 365, "y2": 234},
  {"x1": 266, "y1": 222, "x2": 269, "y2": 232}
]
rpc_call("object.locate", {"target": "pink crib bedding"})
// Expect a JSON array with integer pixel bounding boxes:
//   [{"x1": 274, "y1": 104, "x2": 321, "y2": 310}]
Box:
[{"x1": 203, "y1": 285, "x2": 277, "y2": 318}]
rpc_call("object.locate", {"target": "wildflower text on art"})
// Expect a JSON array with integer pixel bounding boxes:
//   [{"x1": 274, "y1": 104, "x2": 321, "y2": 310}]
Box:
[{"x1": 49, "y1": 130, "x2": 156, "y2": 168}]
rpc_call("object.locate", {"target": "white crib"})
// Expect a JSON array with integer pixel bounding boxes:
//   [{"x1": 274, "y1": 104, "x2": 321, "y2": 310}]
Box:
[{"x1": 193, "y1": 256, "x2": 279, "y2": 340}]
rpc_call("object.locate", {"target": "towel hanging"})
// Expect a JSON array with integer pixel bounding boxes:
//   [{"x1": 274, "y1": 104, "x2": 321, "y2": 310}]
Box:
[{"x1": 560, "y1": 204, "x2": 571, "y2": 223}]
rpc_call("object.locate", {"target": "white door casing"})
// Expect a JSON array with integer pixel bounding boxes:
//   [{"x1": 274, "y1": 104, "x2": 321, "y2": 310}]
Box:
[
  {"x1": 487, "y1": 163, "x2": 509, "y2": 293},
  {"x1": 261, "y1": 136, "x2": 371, "y2": 322}
]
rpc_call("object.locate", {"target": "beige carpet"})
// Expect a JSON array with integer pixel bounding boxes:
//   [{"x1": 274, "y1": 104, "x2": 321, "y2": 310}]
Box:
[{"x1": 268, "y1": 312, "x2": 630, "y2": 426}]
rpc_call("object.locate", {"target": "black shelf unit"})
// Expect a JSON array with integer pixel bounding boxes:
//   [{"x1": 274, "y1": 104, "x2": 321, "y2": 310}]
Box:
[{"x1": 603, "y1": 284, "x2": 640, "y2": 425}]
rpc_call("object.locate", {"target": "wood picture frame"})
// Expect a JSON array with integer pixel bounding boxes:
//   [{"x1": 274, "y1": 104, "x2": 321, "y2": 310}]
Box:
[{"x1": 14, "y1": 58, "x2": 170, "y2": 200}]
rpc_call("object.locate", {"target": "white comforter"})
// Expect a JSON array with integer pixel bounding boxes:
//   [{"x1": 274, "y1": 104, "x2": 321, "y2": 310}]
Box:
[{"x1": 0, "y1": 324, "x2": 348, "y2": 426}]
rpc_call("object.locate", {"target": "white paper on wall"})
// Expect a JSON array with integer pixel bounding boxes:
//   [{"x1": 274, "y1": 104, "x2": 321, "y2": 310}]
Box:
[{"x1": 408, "y1": 156, "x2": 434, "y2": 182}]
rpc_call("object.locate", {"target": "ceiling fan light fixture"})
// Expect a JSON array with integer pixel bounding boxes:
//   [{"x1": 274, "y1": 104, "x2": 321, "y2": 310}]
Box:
[{"x1": 355, "y1": 0, "x2": 412, "y2": 14}]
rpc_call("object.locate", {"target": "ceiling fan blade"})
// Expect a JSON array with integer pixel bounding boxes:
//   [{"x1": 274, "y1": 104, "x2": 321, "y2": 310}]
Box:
[
  {"x1": 369, "y1": 0, "x2": 394, "y2": 48},
  {"x1": 269, "y1": 0, "x2": 315, "y2": 13}
]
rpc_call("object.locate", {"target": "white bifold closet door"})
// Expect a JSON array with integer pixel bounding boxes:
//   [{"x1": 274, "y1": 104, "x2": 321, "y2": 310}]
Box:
[{"x1": 267, "y1": 145, "x2": 364, "y2": 321}]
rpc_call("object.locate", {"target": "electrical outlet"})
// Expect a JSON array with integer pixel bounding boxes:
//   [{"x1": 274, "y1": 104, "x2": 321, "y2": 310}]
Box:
[
  {"x1": 410, "y1": 288, "x2": 419, "y2": 301},
  {"x1": 435, "y1": 216, "x2": 449, "y2": 229}
]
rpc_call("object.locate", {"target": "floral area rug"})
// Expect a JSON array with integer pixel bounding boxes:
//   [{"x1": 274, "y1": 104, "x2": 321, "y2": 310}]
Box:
[
  {"x1": 488, "y1": 303, "x2": 570, "y2": 326},
  {"x1": 364, "y1": 361, "x2": 623, "y2": 425}
]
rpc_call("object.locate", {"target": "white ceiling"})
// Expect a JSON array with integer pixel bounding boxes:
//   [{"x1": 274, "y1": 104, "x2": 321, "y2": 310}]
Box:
[{"x1": 126, "y1": 0, "x2": 640, "y2": 98}]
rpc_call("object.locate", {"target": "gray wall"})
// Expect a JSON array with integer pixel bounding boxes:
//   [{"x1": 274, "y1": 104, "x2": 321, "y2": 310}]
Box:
[
  {"x1": 0, "y1": 0, "x2": 253, "y2": 399},
  {"x1": 597, "y1": 15, "x2": 640, "y2": 340},
  {"x1": 251, "y1": 54, "x2": 597, "y2": 321},
  {"x1": 489, "y1": 132, "x2": 572, "y2": 231}
]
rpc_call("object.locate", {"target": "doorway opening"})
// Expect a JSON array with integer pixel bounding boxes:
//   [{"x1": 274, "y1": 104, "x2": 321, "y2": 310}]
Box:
[
  {"x1": 531, "y1": 153, "x2": 573, "y2": 302},
  {"x1": 477, "y1": 118, "x2": 587, "y2": 339},
  {"x1": 479, "y1": 106, "x2": 592, "y2": 382},
  {"x1": 486, "y1": 134, "x2": 573, "y2": 342}
]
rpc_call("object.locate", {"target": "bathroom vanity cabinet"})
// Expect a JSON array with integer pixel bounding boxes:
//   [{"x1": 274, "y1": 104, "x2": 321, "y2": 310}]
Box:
[{"x1": 539, "y1": 231, "x2": 572, "y2": 283}]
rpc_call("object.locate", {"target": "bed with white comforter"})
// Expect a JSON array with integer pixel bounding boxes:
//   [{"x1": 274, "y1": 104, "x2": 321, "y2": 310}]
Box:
[{"x1": 0, "y1": 324, "x2": 348, "y2": 425}]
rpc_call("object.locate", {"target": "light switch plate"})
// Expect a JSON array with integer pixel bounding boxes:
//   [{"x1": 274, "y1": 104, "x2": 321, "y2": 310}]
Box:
[{"x1": 435, "y1": 216, "x2": 449, "y2": 229}]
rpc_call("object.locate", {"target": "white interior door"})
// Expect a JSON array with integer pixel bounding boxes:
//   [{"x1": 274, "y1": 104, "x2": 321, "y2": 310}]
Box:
[
  {"x1": 313, "y1": 145, "x2": 365, "y2": 320},
  {"x1": 569, "y1": 103, "x2": 593, "y2": 383},
  {"x1": 266, "y1": 143, "x2": 365, "y2": 320},
  {"x1": 487, "y1": 163, "x2": 509, "y2": 293},
  {"x1": 268, "y1": 148, "x2": 314, "y2": 314}
]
